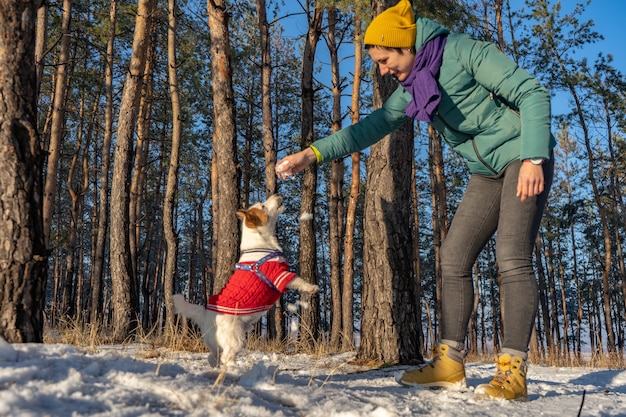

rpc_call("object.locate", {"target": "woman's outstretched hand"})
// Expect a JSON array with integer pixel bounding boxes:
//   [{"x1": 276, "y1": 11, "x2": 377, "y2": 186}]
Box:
[{"x1": 276, "y1": 147, "x2": 317, "y2": 179}]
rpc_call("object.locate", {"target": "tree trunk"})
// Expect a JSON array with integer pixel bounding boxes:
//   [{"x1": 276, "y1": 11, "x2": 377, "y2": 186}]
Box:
[
  {"x1": 572, "y1": 82, "x2": 616, "y2": 354},
  {"x1": 257, "y1": 0, "x2": 276, "y2": 199},
  {"x1": 494, "y1": 0, "x2": 505, "y2": 51},
  {"x1": 601, "y1": 90, "x2": 626, "y2": 343},
  {"x1": 468, "y1": 264, "x2": 480, "y2": 355},
  {"x1": 327, "y1": 7, "x2": 345, "y2": 351},
  {"x1": 207, "y1": 0, "x2": 240, "y2": 293},
  {"x1": 0, "y1": 0, "x2": 48, "y2": 343},
  {"x1": 488, "y1": 242, "x2": 501, "y2": 354},
  {"x1": 359, "y1": 113, "x2": 420, "y2": 363},
  {"x1": 534, "y1": 236, "x2": 551, "y2": 357},
  {"x1": 340, "y1": 10, "x2": 364, "y2": 352},
  {"x1": 35, "y1": 1, "x2": 48, "y2": 95},
  {"x1": 428, "y1": 125, "x2": 448, "y2": 338},
  {"x1": 90, "y1": 0, "x2": 117, "y2": 325},
  {"x1": 42, "y1": 0, "x2": 72, "y2": 249},
  {"x1": 110, "y1": 0, "x2": 154, "y2": 341},
  {"x1": 130, "y1": 18, "x2": 156, "y2": 299},
  {"x1": 163, "y1": 0, "x2": 182, "y2": 332},
  {"x1": 545, "y1": 233, "x2": 561, "y2": 357},
  {"x1": 76, "y1": 103, "x2": 94, "y2": 318},
  {"x1": 556, "y1": 237, "x2": 570, "y2": 357},
  {"x1": 141, "y1": 162, "x2": 162, "y2": 331},
  {"x1": 559, "y1": 130, "x2": 583, "y2": 356},
  {"x1": 196, "y1": 186, "x2": 211, "y2": 304},
  {"x1": 64, "y1": 88, "x2": 92, "y2": 319},
  {"x1": 358, "y1": 0, "x2": 421, "y2": 366},
  {"x1": 256, "y1": 0, "x2": 284, "y2": 340},
  {"x1": 411, "y1": 159, "x2": 424, "y2": 354},
  {"x1": 297, "y1": 2, "x2": 323, "y2": 348}
]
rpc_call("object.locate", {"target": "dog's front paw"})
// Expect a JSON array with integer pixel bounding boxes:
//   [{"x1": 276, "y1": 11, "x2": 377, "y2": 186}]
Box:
[{"x1": 305, "y1": 284, "x2": 320, "y2": 294}]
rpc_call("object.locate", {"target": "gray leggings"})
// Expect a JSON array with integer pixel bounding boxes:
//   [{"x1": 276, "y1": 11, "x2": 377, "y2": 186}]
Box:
[{"x1": 440, "y1": 157, "x2": 554, "y2": 354}]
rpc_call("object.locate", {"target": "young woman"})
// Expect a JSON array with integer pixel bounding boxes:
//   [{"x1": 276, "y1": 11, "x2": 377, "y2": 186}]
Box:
[{"x1": 276, "y1": 0, "x2": 555, "y2": 401}]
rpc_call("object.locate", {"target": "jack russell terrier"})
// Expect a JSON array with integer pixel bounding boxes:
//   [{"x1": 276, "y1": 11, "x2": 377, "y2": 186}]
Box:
[{"x1": 174, "y1": 194, "x2": 319, "y2": 367}]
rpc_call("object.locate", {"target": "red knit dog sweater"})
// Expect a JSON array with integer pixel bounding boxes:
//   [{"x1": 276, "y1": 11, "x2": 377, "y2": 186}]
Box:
[{"x1": 206, "y1": 251, "x2": 296, "y2": 315}]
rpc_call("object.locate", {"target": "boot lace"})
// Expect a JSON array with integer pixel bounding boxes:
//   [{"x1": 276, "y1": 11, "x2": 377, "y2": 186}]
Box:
[
  {"x1": 418, "y1": 345, "x2": 445, "y2": 371},
  {"x1": 491, "y1": 358, "x2": 522, "y2": 387},
  {"x1": 491, "y1": 362, "x2": 512, "y2": 386}
]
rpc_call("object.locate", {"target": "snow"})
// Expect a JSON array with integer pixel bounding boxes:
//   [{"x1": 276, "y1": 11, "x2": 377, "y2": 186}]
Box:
[{"x1": 0, "y1": 338, "x2": 624, "y2": 416}]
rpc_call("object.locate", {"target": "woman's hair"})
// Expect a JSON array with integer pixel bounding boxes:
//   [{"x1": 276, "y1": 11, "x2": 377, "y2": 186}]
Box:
[{"x1": 364, "y1": 44, "x2": 416, "y2": 54}]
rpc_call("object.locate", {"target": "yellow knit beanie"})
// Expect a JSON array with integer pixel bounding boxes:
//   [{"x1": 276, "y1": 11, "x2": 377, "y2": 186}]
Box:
[{"x1": 364, "y1": 0, "x2": 416, "y2": 48}]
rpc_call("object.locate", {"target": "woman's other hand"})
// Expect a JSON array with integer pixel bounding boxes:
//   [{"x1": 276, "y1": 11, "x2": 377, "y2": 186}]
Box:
[{"x1": 516, "y1": 161, "x2": 545, "y2": 202}]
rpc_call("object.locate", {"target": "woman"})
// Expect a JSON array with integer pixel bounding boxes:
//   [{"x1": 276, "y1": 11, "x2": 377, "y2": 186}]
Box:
[{"x1": 276, "y1": 0, "x2": 555, "y2": 401}]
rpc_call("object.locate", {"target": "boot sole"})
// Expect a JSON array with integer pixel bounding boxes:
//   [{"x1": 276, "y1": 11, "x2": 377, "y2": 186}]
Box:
[
  {"x1": 475, "y1": 386, "x2": 528, "y2": 401},
  {"x1": 395, "y1": 375, "x2": 468, "y2": 390}
]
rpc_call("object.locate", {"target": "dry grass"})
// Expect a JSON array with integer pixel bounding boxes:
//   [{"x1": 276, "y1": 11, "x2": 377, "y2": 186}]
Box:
[
  {"x1": 465, "y1": 350, "x2": 625, "y2": 369},
  {"x1": 245, "y1": 331, "x2": 290, "y2": 354},
  {"x1": 165, "y1": 318, "x2": 210, "y2": 354},
  {"x1": 348, "y1": 357, "x2": 386, "y2": 368},
  {"x1": 44, "y1": 319, "x2": 624, "y2": 370},
  {"x1": 44, "y1": 316, "x2": 208, "y2": 360},
  {"x1": 43, "y1": 317, "x2": 104, "y2": 355},
  {"x1": 543, "y1": 351, "x2": 624, "y2": 369}
]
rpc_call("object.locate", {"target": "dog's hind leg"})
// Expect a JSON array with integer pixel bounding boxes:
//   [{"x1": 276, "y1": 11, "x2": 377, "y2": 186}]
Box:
[
  {"x1": 205, "y1": 338, "x2": 220, "y2": 367},
  {"x1": 215, "y1": 315, "x2": 247, "y2": 367}
]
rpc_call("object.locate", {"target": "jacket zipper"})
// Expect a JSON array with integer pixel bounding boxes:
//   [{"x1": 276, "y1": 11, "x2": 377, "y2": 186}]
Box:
[
  {"x1": 491, "y1": 91, "x2": 520, "y2": 117},
  {"x1": 471, "y1": 139, "x2": 498, "y2": 174}
]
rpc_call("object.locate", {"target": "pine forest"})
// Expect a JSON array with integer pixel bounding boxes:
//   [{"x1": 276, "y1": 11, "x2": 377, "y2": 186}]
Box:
[{"x1": 0, "y1": 0, "x2": 624, "y2": 367}]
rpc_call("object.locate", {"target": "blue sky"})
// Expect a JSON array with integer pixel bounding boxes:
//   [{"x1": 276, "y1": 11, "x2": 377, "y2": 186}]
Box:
[{"x1": 582, "y1": 0, "x2": 625, "y2": 71}]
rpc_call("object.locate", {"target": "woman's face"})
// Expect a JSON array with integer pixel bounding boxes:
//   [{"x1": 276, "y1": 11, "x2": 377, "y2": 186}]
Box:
[{"x1": 368, "y1": 47, "x2": 415, "y2": 81}]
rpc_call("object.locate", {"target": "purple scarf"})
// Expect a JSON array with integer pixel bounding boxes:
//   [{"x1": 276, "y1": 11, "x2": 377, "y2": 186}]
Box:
[{"x1": 400, "y1": 35, "x2": 447, "y2": 123}]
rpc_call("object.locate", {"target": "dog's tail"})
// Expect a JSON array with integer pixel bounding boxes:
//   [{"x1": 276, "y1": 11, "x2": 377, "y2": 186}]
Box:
[{"x1": 173, "y1": 294, "x2": 207, "y2": 325}]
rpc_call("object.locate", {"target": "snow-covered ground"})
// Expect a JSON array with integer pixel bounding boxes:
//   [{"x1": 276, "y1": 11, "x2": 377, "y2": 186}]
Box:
[{"x1": 0, "y1": 337, "x2": 624, "y2": 416}]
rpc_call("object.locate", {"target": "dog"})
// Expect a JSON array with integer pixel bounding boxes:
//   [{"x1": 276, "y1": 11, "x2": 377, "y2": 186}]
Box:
[{"x1": 173, "y1": 194, "x2": 319, "y2": 368}]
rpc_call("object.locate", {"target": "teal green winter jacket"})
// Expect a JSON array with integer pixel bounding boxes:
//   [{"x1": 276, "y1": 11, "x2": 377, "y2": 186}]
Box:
[{"x1": 310, "y1": 16, "x2": 556, "y2": 176}]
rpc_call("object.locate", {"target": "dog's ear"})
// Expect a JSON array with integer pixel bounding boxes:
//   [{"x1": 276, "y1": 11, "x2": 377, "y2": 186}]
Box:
[{"x1": 237, "y1": 207, "x2": 268, "y2": 229}]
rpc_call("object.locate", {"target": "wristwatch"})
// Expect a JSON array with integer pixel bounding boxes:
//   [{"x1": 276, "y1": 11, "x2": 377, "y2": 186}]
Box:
[{"x1": 524, "y1": 158, "x2": 545, "y2": 165}]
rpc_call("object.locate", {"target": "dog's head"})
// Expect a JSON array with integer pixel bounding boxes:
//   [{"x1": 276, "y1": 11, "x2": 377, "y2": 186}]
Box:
[{"x1": 236, "y1": 194, "x2": 284, "y2": 250}]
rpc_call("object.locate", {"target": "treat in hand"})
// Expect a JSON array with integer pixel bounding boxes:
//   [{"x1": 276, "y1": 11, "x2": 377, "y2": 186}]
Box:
[{"x1": 276, "y1": 159, "x2": 294, "y2": 177}]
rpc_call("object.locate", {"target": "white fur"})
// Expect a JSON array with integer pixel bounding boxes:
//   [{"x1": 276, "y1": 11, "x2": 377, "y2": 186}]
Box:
[
  {"x1": 299, "y1": 212, "x2": 313, "y2": 222},
  {"x1": 174, "y1": 194, "x2": 319, "y2": 367}
]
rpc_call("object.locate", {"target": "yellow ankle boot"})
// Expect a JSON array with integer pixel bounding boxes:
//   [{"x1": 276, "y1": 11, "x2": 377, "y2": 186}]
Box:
[
  {"x1": 396, "y1": 344, "x2": 467, "y2": 388},
  {"x1": 475, "y1": 354, "x2": 528, "y2": 401}
]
